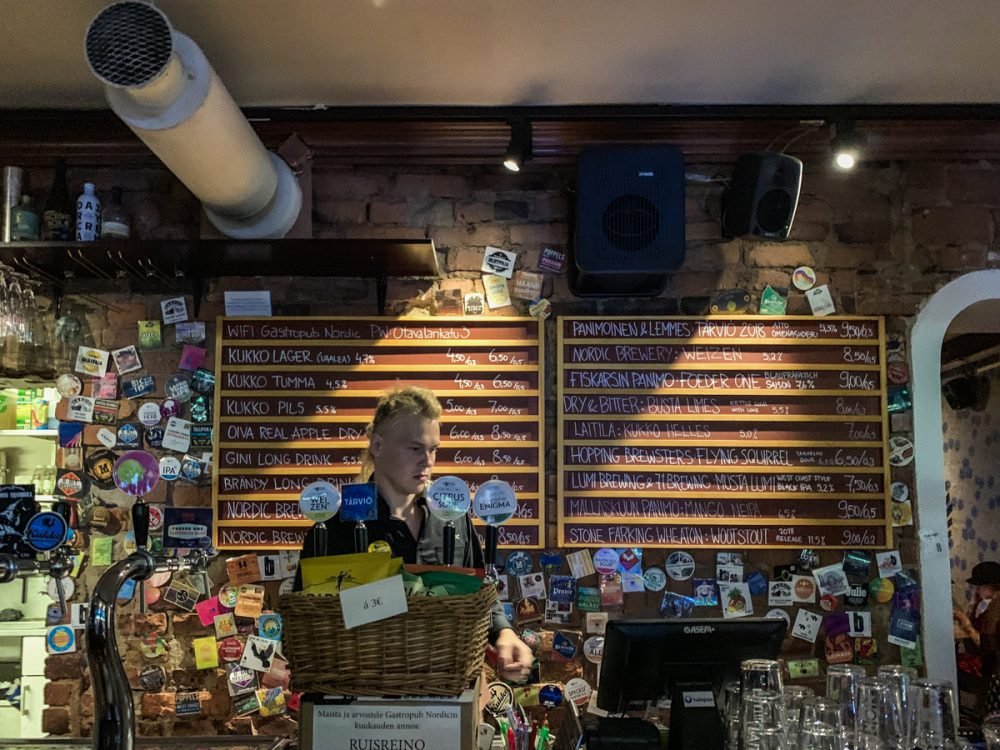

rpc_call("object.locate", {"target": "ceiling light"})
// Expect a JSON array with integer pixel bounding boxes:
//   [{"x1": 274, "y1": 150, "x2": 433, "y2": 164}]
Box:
[
  {"x1": 831, "y1": 121, "x2": 865, "y2": 171},
  {"x1": 503, "y1": 120, "x2": 532, "y2": 172}
]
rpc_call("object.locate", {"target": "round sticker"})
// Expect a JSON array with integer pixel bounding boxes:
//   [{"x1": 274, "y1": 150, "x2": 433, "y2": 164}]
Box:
[
  {"x1": 158, "y1": 456, "x2": 181, "y2": 482},
  {"x1": 96, "y1": 428, "x2": 117, "y2": 449},
  {"x1": 86, "y1": 449, "x2": 119, "y2": 490},
  {"x1": 144, "y1": 586, "x2": 161, "y2": 607},
  {"x1": 539, "y1": 684, "x2": 563, "y2": 709},
  {"x1": 766, "y1": 608, "x2": 791, "y2": 627},
  {"x1": 485, "y1": 681, "x2": 515, "y2": 715},
  {"x1": 143, "y1": 426, "x2": 164, "y2": 449},
  {"x1": 368, "y1": 540, "x2": 392, "y2": 554},
  {"x1": 505, "y1": 551, "x2": 533, "y2": 576},
  {"x1": 643, "y1": 567, "x2": 668, "y2": 592},
  {"x1": 24, "y1": 512, "x2": 68, "y2": 552},
  {"x1": 140, "y1": 633, "x2": 166, "y2": 659},
  {"x1": 218, "y1": 637, "x2": 244, "y2": 662},
  {"x1": 592, "y1": 548, "x2": 619, "y2": 575},
  {"x1": 56, "y1": 373, "x2": 83, "y2": 398},
  {"x1": 583, "y1": 636, "x2": 605, "y2": 664},
  {"x1": 792, "y1": 266, "x2": 818, "y2": 291},
  {"x1": 472, "y1": 480, "x2": 518, "y2": 526},
  {"x1": 820, "y1": 594, "x2": 839, "y2": 612},
  {"x1": 299, "y1": 481, "x2": 342, "y2": 523},
  {"x1": 888, "y1": 436, "x2": 915, "y2": 466},
  {"x1": 165, "y1": 375, "x2": 192, "y2": 403},
  {"x1": 565, "y1": 678, "x2": 593, "y2": 707},
  {"x1": 160, "y1": 398, "x2": 181, "y2": 420},
  {"x1": 138, "y1": 665, "x2": 166, "y2": 691},
  {"x1": 46, "y1": 625, "x2": 76, "y2": 654},
  {"x1": 147, "y1": 571, "x2": 171, "y2": 588},
  {"x1": 869, "y1": 577, "x2": 895, "y2": 604},
  {"x1": 887, "y1": 361, "x2": 910, "y2": 385},
  {"x1": 218, "y1": 585, "x2": 239, "y2": 609},
  {"x1": 117, "y1": 423, "x2": 140, "y2": 447},
  {"x1": 56, "y1": 469, "x2": 89, "y2": 499},
  {"x1": 890, "y1": 481, "x2": 910, "y2": 503},
  {"x1": 665, "y1": 551, "x2": 695, "y2": 581},
  {"x1": 794, "y1": 577, "x2": 816, "y2": 600},
  {"x1": 148, "y1": 505, "x2": 164, "y2": 532},
  {"x1": 425, "y1": 475, "x2": 471, "y2": 522},
  {"x1": 114, "y1": 451, "x2": 160, "y2": 496},
  {"x1": 47, "y1": 576, "x2": 74, "y2": 602},
  {"x1": 138, "y1": 402, "x2": 162, "y2": 427}
]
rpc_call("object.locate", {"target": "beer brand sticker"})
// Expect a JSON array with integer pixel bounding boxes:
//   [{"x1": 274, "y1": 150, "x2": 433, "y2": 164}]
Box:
[
  {"x1": 298, "y1": 481, "x2": 341, "y2": 522},
  {"x1": 472, "y1": 480, "x2": 517, "y2": 525},
  {"x1": 165, "y1": 374, "x2": 192, "y2": 402},
  {"x1": 160, "y1": 398, "x2": 181, "y2": 420},
  {"x1": 163, "y1": 507, "x2": 212, "y2": 549},
  {"x1": 592, "y1": 548, "x2": 619, "y2": 575},
  {"x1": 148, "y1": 504, "x2": 164, "y2": 532},
  {"x1": 792, "y1": 574, "x2": 816, "y2": 603},
  {"x1": 74, "y1": 346, "x2": 110, "y2": 376},
  {"x1": 116, "y1": 422, "x2": 140, "y2": 448},
  {"x1": 549, "y1": 575, "x2": 576, "y2": 603},
  {"x1": 218, "y1": 637, "x2": 243, "y2": 662},
  {"x1": 93, "y1": 399, "x2": 119, "y2": 425},
  {"x1": 582, "y1": 636, "x2": 604, "y2": 664},
  {"x1": 887, "y1": 361, "x2": 910, "y2": 385},
  {"x1": 85, "y1": 449, "x2": 118, "y2": 490},
  {"x1": 56, "y1": 469, "x2": 88, "y2": 499},
  {"x1": 791, "y1": 609, "x2": 823, "y2": 643},
  {"x1": 565, "y1": 678, "x2": 592, "y2": 707},
  {"x1": 93, "y1": 373, "x2": 117, "y2": 399},
  {"x1": 481, "y1": 246, "x2": 517, "y2": 279},
  {"x1": 162, "y1": 417, "x2": 192, "y2": 453},
  {"x1": 158, "y1": 456, "x2": 181, "y2": 481},
  {"x1": 67, "y1": 396, "x2": 95, "y2": 423},
  {"x1": 792, "y1": 266, "x2": 818, "y2": 291},
  {"x1": 339, "y1": 482, "x2": 378, "y2": 523},
  {"x1": 537, "y1": 246, "x2": 567, "y2": 274},
  {"x1": 175, "y1": 692, "x2": 202, "y2": 718},
  {"x1": 122, "y1": 374, "x2": 156, "y2": 400},
  {"x1": 869, "y1": 576, "x2": 895, "y2": 603},
  {"x1": 426, "y1": 475, "x2": 471, "y2": 522},
  {"x1": 46, "y1": 625, "x2": 77, "y2": 654},
  {"x1": 138, "y1": 402, "x2": 162, "y2": 427},
  {"x1": 160, "y1": 297, "x2": 189, "y2": 325},
  {"x1": 768, "y1": 580, "x2": 793, "y2": 606},
  {"x1": 258, "y1": 613, "x2": 283, "y2": 641},
  {"x1": 241, "y1": 634, "x2": 278, "y2": 673},
  {"x1": 567, "y1": 550, "x2": 595, "y2": 579},
  {"x1": 483, "y1": 273, "x2": 512, "y2": 309},
  {"x1": 111, "y1": 345, "x2": 143, "y2": 375},
  {"x1": 710, "y1": 289, "x2": 752, "y2": 315},
  {"x1": 643, "y1": 566, "x2": 667, "y2": 592},
  {"x1": 539, "y1": 684, "x2": 564, "y2": 708},
  {"x1": 176, "y1": 321, "x2": 206, "y2": 345},
  {"x1": 96, "y1": 427, "x2": 116, "y2": 448},
  {"x1": 518, "y1": 572, "x2": 546, "y2": 600},
  {"x1": 511, "y1": 270, "x2": 544, "y2": 300},
  {"x1": 888, "y1": 436, "x2": 915, "y2": 466},
  {"x1": 505, "y1": 551, "x2": 533, "y2": 576},
  {"x1": 486, "y1": 682, "x2": 515, "y2": 715},
  {"x1": 528, "y1": 298, "x2": 552, "y2": 320},
  {"x1": 226, "y1": 662, "x2": 258, "y2": 697},
  {"x1": 214, "y1": 613, "x2": 238, "y2": 640},
  {"x1": 876, "y1": 550, "x2": 903, "y2": 578},
  {"x1": 805, "y1": 284, "x2": 837, "y2": 316},
  {"x1": 665, "y1": 551, "x2": 695, "y2": 581},
  {"x1": 24, "y1": 512, "x2": 68, "y2": 552},
  {"x1": 193, "y1": 635, "x2": 220, "y2": 669},
  {"x1": 144, "y1": 427, "x2": 165, "y2": 450},
  {"x1": 463, "y1": 292, "x2": 485, "y2": 315},
  {"x1": 138, "y1": 665, "x2": 166, "y2": 691},
  {"x1": 218, "y1": 584, "x2": 240, "y2": 608},
  {"x1": 56, "y1": 373, "x2": 83, "y2": 397}
]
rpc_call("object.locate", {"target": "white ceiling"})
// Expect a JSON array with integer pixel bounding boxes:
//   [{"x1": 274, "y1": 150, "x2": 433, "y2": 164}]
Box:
[{"x1": 2, "y1": 0, "x2": 1000, "y2": 109}]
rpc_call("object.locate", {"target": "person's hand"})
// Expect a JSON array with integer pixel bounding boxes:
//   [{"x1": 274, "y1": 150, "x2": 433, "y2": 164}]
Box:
[
  {"x1": 954, "y1": 608, "x2": 976, "y2": 638},
  {"x1": 494, "y1": 628, "x2": 533, "y2": 683}
]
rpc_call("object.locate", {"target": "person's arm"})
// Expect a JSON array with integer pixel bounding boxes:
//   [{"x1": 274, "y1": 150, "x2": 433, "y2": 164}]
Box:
[
  {"x1": 981, "y1": 601, "x2": 1000, "y2": 676},
  {"x1": 465, "y1": 517, "x2": 515, "y2": 639}
]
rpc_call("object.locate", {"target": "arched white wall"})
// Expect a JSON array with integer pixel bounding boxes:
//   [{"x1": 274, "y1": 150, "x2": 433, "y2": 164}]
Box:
[{"x1": 913, "y1": 269, "x2": 1000, "y2": 683}]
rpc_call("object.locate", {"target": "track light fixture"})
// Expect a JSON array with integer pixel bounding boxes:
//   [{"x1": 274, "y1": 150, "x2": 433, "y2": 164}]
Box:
[
  {"x1": 503, "y1": 119, "x2": 532, "y2": 172},
  {"x1": 831, "y1": 121, "x2": 865, "y2": 170}
]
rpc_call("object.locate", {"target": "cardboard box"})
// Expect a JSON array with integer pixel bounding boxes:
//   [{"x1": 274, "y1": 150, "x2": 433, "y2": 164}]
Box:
[{"x1": 299, "y1": 679, "x2": 480, "y2": 750}]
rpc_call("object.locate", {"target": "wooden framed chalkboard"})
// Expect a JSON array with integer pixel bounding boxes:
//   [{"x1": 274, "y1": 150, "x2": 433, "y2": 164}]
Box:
[
  {"x1": 556, "y1": 315, "x2": 891, "y2": 550},
  {"x1": 213, "y1": 316, "x2": 545, "y2": 550}
]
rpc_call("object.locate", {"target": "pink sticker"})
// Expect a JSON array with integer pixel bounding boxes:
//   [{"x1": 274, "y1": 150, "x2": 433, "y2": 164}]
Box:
[
  {"x1": 195, "y1": 596, "x2": 224, "y2": 627},
  {"x1": 179, "y1": 345, "x2": 207, "y2": 372}
]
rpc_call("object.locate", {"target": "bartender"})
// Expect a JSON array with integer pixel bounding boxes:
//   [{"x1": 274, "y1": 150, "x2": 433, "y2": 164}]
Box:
[{"x1": 301, "y1": 385, "x2": 534, "y2": 682}]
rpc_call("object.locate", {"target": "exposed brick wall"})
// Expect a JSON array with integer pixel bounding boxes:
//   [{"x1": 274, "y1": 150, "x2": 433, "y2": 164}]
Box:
[{"x1": 38, "y1": 156, "x2": 999, "y2": 736}]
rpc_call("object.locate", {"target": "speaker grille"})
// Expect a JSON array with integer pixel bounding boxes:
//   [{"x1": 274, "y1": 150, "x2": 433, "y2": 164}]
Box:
[
  {"x1": 86, "y1": 2, "x2": 173, "y2": 88},
  {"x1": 602, "y1": 194, "x2": 660, "y2": 253},
  {"x1": 756, "y1": 189, "x2": 794, "y2": 234}
]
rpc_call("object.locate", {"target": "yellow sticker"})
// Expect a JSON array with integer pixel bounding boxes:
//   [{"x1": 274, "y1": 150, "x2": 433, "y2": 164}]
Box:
[
  {"x1": 368, "y1": 540, "x2": 392, "y2": 554},
  {"x1": 193, "y1": 635, "x2": 219, "y2": 669}
]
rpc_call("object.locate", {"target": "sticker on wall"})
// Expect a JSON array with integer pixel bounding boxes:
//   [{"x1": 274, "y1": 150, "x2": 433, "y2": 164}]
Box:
[
  {"x1": 805, "y1": 284, "x2": 837, "y2": 316},
  {"x1": 512, "y1": 270, "x2": 544, "y2": 300},
  {"x1": 483, "y1": 273, "x2": 512, "y2": 309},
  {"x1": 515, "y1": 597, "x2": 543, "y2": 626},
  {"x1": 710, "y1": 289, "x2": 752, "y2": 314},
  {"x1": 463, "y1": 292, "x2": 484, "y2": 315},
  {"x1": 56, "y1": 372, "x2": 83, "y2": 398},
  {"x1": 718, "y1": 582, "x2": 753, "y2": 618},
  {"x1": 875, "y1": 550, "x2": 903, "y2": 578},
  {"x1": 768, "y1": 580, "x2": 793, "y2": 607},
  {"x1": 592, "y1": 548, "x2": 619, "y2": 575},
  {"x1": 665, "y1": 551, "x2": 695, "y2": 581},
  {"x1": 887, "y1": 361, "x2": 910, "y2": 385},
  {"x1": 46, "y1": 625, "x2": 77, "y2": 654},
  {"x1": 122, "y1": 375, "x2": 156, "y2": 400},
  {"x1": 160, "y1": 297, "x2": 189, "y2": 325},
  {"x1": 138, "y1": 665, "x2": 166, "y2": 692},
  {"x1": 693, "y1": 578, "x2": 719, "y2": 606},
  {"x1": 67, "y1": 396, "x2": 95, "y2": 423},
  {"x1": 537, "y1": 247, "x2": 567, "y2": 274},
  {"x1": 660, "y1": 591, "x2": 697, "y2": 619},
  {"x1": 564, "y1": 678, "x2": 592, "y2": 708},
  {"x1": 75, "y1": 346, "x2": 109, "y2": 377},
  {"x1": 848, "y1": 610, "x2": 873, "y2": 637},
  {"x1": 791, "y1": 609, "x2": 823, "y2": 643},
  {"x1": 111, "y1": 345, "x2": 143, "y2": 375},
  {"x1": 642, "y1": 566, "x2": 667, "y2": 592},
  {"x1": 892, "y1": 496, "x2": 914, "y2": 527},
  {"x1": 176, "y1": 321, "x2": 207, "y2": 345},
  {"x1": 813, "y1": 563, "x2": 850, "y2": 598},
  {"x1": 786, "y1": 659, "x2": 821, "y2": 679},
  {"x1": 583, "y1": 636, "x2": 604, "y2": 664},
  {"x1": 528, "y1": 298, "x2": 552, "y2": 320},
  {"x1": 505, "y1": 551, "x2": 533, "y2": 576},
  {"x1": 869, "y1": 577, "x2": 895, "y2": 604},
  {"x1": 888, "y1": 436, "x2": 915, "y2": 466},
  {"x1": 791, "y1": 574, "x2": 816, "y2": 603},
  {"x1": 518, "y1": 572, "x2": 546, "y2": 600},
  {"x1": 567, "y1": 550, "x2": 595, "y2": 579},
  {"x1": 792, "y1": 266, "x2": 818, "y2": 291},
  {"x1": 887, "y1": 386, "x2": 912, "y2": 413},
  {"x1": 481, "y1": 246, "x2": 517, "y2": 278},
  {"x1": 758, "y1": 285, "x2": 788, "y2": 315}
]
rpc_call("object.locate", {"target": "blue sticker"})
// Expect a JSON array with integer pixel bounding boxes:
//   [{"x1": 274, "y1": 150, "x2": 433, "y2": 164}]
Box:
[
  {"x1": 502, "y1": 602, "x2": 515, "y2": 622},
  {"x1": 58, "y1": 422, "x2": 84, "y2": 448},
  {"x1": 505, "y1": 551, "x2": 533, "y2": 576},
  {"x1": 660, "y1": 591, "x2": 697, "y2": 619},
  {"x1": 552, "y1": 632, "x2": 577, "y2": 661},
  {"x1": 162, "y1": 507, "x2": 213, "y2": 549},
  {"x1": 888, "y1": 609, "x2": 920, "y2": 648},
  {"x1": 539, "y1": 553, "x2": 562, "y2": 574},
  {"x1": 117, "y1": 423, "x2": 140, "y2": 448},
  {"x1": 747, "y1": 570, "x2": 769, "y2": 596},
  {"x1": 122, "y1": 375, "x2": 156, "y2": 400},
  {"x1": 539, "y1": 684, "x2": 564, "y2": 708},
  {"x1": 549, "y1": 575, "x2": 576, "y2": 603},
  {"x1": 118, "y1": 579, "x2": 137, "y2": 601},
  {"x1": 259, "y1": 613, "x2": 283, "y2": 641},
  {"x1": 46, "y1": 625, "x2": 76, "y2": 654},
  {"x1": 24, "y1": 512, "x2": 68, "y2": 552},
  {"x1": 340, "y1": 482, "x2": 379, "y2": 522},
  {"x1": 693, "y1": 578, "x2": 719, "y2": 606}
]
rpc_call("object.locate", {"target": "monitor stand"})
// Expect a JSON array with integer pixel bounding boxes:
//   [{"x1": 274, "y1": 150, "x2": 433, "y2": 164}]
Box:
[{"x1": 669, "y1": 681, "x2": 725, "y2": 750}]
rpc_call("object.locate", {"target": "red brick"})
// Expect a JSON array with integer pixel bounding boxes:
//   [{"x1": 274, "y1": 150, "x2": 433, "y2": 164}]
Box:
[
  {"x1": 686, "y1": 222, "x2": 722, "y2": 241},
  {"x1": 937, "y1": 246, "x2": 987, "y2": 270},
  {"x1": 394, "y1": 173, "x2": 467, "y2": 197},
  {"x1": 787, "y1": 221, "x2": 829, "y2": 242},
  {"x1": 170, "y1": 483, "x2": 208, "y2": 507},
  {"x1": 171, "y1": 614, "x2": 205, "y2": 637},
  {"x1": 750, "y1": 268, "x2": 794, "y2": 292},
  {"x1": 44, "y1": 681, "x2": 74, "y2": 707},
  {"x1": 434, "y1": 225, "x2": 507, "y2": 250},
  {"x1": 455, "y1": 201, "x2": 493, "y2": 223},
  {"x1": 509, "y1": 223, "x2": 568, "y2": 245},
  {"x1": 746, "y1": 242, "x2": 814, "y2": 268},
  {"x1": 668, "y1": 272, "x2": 720, "y2": 297},
  {"x1": 368, "y1": 201, "x2": 408, "y2": 224},
  {"x1": 823, "y1": 245, "x2": 877, "y2": 269},
  {"x1": 947, "y1": 167, "x2": 1000, "y2": 205},
  {"x1": 408, "y1": 198, "x2": 454, "y2": 226},
  {"x1": 445, "y1": 247, "x2": 486, "y2": 272},
  {"x1": 833, "y1": 220, "x2": 891, "y2": 245},
  {"x1": 530, "y1": 193, "x2": 568, "y2": 220},
  {"x1": 45, "y1": 653, "x2": 85, "y2": 680},
  {"x1": 313, "y1": 172, "x2": 388, "y2": 198},
  {"x1": 912, "y1": 207, "x2": 992, "y2": 246},
  {"x1": 43, "y1": 707, "x2": 71, "y2": 735}
]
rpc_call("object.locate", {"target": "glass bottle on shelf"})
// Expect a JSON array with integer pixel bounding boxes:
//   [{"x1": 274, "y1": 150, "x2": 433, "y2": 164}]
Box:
[
  {"x1": 100, "y1": 186, "x2": 130, "y2": 239},
  {"x1": 42, "y1": 158, "x2": 72, "y2": 241},
  {"x1": 75, "y1": 182, "x2": 101, "y2": 241},
  {"x1": 11, "y1": 195, "x2": 39, "y2": 240}
]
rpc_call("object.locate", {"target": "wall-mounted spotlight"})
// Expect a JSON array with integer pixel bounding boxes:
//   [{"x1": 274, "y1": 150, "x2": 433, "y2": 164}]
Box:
[
  {"x1": 503, "y1": 120, "x2": 533, "y2": 172},
  {"x1": 831, "y1": 121, "x2": 865, "y2": 170}
]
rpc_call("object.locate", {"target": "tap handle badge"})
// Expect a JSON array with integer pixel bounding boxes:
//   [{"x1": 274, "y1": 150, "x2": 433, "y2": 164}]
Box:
[
  {"x1": 472, "y1": 480, "x2": 518, "y2": 526},
  {"x1": 132, "y1": 501, "x2": 149, "y2": 550},
  {"x1": 426, "y1": 476, "x2": 471, "y2": 523}
]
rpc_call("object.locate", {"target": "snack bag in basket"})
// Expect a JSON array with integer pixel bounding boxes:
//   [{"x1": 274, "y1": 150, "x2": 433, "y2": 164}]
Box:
[{"x1": 300, "y1": 551, "x2": 401, "y2": 595}]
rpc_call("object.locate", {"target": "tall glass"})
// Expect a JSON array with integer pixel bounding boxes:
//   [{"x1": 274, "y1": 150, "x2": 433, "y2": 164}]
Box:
[
  {"x1": 783, "y1": 686, "x2": 815, "y2": 748},
  {"x1": 724, "y1": 682, "x2": 744, "y2": 750},
  {"x1": 983, "y1": 713, "x2": 1000, "y2": 750},
  {"x1": 740, "y1": 689, "x2": 785, "y2": 750},
  {"x1": 741, "y1": 659, "x2": 784, "y2": 693},
  {"x1": 857, "y1": 677, "x2": 907, "y2": 750},
  {"x1": 907, "y1": 679, "x2": 958, "y2": 750},
  {"x1": 799, "y1": 722, "x2": 848, "y2": 750},
  {"x1": 827, "y1": 664, "x2": 867, "y2": 741}
]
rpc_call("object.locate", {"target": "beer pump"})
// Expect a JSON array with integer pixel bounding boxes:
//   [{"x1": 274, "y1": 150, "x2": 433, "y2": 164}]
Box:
[
  {"x1": 471, "y1": 480, "x2": 518, "y2": 579},
  {"x1": 426, "y1": 476, "x2": 471, "y2": 566}
]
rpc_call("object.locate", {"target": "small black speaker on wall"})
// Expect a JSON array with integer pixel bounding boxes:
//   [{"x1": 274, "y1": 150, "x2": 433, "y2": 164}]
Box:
[
  {"x1": 571, "y1": 145, "x2": 685, "y2": 297},
  {"x1": 721, "y1": 151, "x2": 803, "y2": 239}
]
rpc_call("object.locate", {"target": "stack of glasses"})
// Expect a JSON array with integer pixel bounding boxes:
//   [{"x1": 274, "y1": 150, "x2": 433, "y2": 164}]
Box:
[{"x1": 722, "y1": 660, "x2": 965, "y2": 749}]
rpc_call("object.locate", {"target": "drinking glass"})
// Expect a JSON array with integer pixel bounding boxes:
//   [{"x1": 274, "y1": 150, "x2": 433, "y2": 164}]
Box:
[
  {"x1": 783, "y1": 686, "x2": 815, "y2": 748},
  {"x1": 757, "y1": 727, "x2": 787, "y2": 750},
  {"x1": 740, "y1": 689, "x2": 785, "y2": 750},
  {"x1": 877, "y1": 665, "x2": 917, "y2": 715},
  {"x1": 907, "y1": 679, "x2": 958, "y2": 750},
  {"x1": 724, "y1": 682, "x2": 743, "y2": 750},
  {"x1": 983, "y1": 713, "x2": 1000, "y2": 750},
  {"x1": 858, "y1": 677, "x2": 907, "y2": 750},
  {"x1": 827, "y1": 664, "x2": 867, "y2": 741},
  {"x1": 741, "y1": 658, "x2": 785, "y2": 693},
  {"x1": 799, "y1": 722, "x2": 848, "y2": 750}
]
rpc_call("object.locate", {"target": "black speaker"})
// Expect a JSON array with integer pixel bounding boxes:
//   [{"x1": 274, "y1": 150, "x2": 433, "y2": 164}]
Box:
[
  {"x1": 943, "y1": 375, "x2": 991, "y2": 411},
  {"x1": 722, "y1": 152, "x2": 802, "y2": 239},
  {"x1": 571, "y1": 145, "x2": 685, "y2": 296}
]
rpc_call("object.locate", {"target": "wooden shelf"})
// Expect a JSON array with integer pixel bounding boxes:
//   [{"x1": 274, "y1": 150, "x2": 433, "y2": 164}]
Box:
[
  {"x1": 0, "y1": 430, "x2": 57, "y2": 438},
  {"x1": 1, "y1": 239, "x2": 440, "y2": 315}
]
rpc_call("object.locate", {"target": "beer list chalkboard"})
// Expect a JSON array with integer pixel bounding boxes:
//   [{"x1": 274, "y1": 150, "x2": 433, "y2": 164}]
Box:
[
  {"x1": 213, "y1": 317, "x2": 545, "y2": 550},
  {"x1": 557, "y1": 316, "x2": 891, "y2": 550}
]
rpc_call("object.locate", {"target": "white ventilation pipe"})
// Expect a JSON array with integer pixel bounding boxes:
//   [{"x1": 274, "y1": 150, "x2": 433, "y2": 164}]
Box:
[{"x1": 85, "y1": 1, "x2": 301, "y2": 239}]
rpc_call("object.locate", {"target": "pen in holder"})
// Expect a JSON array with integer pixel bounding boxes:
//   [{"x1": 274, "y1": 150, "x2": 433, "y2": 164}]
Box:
[
  {"x1": 472, "y1": 480, "x2": 518, "y2": 581},
  {"x1": 298, "y1": 481, "x2": 340, "y2": 559},
  {"x1": 426, "y1": 476, "x2": 471, "y2": 567}
]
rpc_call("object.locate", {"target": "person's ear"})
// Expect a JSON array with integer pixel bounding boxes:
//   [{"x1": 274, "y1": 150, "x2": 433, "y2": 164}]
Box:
[{"x1": 369, "y1": 434, "x2": 383, "y2": 458}]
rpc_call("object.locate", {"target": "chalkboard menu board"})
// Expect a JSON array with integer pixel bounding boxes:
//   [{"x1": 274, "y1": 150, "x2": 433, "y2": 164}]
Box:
[
  {"x1": 214, "y1": 317, "x2": 545, "y2": 550},
  {"x1": 556, "y1": 316, "x2": 890, "y2": 550}
]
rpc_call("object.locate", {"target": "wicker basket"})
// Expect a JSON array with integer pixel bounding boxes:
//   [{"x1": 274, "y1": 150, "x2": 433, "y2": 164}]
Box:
[{"x1": 278, "y1": 584, "x2": 497, "y2": 697}]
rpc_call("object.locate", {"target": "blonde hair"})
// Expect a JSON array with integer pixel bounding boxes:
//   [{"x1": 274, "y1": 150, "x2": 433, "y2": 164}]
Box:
[{"x1": 358, "y1": 386, "x2": 442, "y2": 481}]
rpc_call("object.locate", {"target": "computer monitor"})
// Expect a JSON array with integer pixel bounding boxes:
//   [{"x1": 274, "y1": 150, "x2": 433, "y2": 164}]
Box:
[{"x1": 596, "y1": 618, "x2": 787, "y2": 750}]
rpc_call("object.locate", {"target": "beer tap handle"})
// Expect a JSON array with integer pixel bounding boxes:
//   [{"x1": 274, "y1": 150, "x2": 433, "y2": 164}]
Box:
[
  {"x1": 132, "y1": 501, "x2": 149, "y2": 550},
  {"x1": 314, "y1": 522, "x2": 328, "y2": 558},
  {"x1": 485, "y1": 525, "x2": 498, "y2": 569},
  {"x1": 443, "y1": 522, "x2": 455, "y2": 567},
  {"x1": 54, "y1": 577, "x2": 67, "y2": 620},
  {"x1": 354, "y1": 522, "x2": 368, "y2": 554}
]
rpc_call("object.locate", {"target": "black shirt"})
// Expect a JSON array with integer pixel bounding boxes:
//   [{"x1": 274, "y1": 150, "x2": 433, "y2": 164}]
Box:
[{"x1": 298, "y1": 488, "x2": 513, "y2": 641}]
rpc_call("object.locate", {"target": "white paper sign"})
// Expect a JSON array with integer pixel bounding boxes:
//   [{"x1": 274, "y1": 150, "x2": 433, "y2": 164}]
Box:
[
  {"x1": 160, "y1": 297, "x2": 189, "y2": 324},
  {"x1": 876, "y1": 550, "x2": 903, "y2": 578},
  {"x1": 225, "y1": 290, "x2": 272, "y2": 317},
  {"x1": 162, "y1": 417, "x2": 192, "y2": 453},
  {"x1": 481, "y1": 246, "x2": 517, "y2": 279},
  {"x1": 848, "y1": 610, "x2": 872, "y2": 637},
  {"x1": 768, "y1": 580, "x2": 793, "y2": 607},
  {"x1": 311, "y1": 698, "x2": 463, "y2": 750},
  {"x1": 518, "y1": 572, "x2": 546, "y2": 600},
  {"x1": 792, "y1": 609, "x2": 823, "y2": 643},
  {"x1": 622, "y1": 573, "x2": 645, "y2": 593},
  {"x1": 567, "y1": 550, "x2": 596, "y2": 579},
  {"x1": 805, "y1": 284, "x2": 836, "y2": 316},
  {"x1": 340, "y1": 575, "x2": 408, "y2": 630}
]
